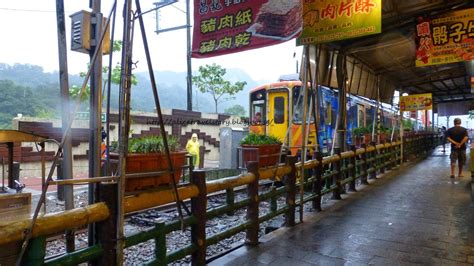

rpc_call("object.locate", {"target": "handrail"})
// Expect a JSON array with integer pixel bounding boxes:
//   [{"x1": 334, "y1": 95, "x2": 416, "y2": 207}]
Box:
[
  {"x1": 0, "y1": 202, "x2": 109, "y2": 245},
  {"x1": 2, "y1": 134, "x2": 440, "y2": 266}
]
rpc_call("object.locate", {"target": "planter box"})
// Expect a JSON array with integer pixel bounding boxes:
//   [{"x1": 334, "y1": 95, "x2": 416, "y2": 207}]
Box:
[
  {"x1": 110, "y1": 151, "x2": 187, "y2": 192},
  {"x1": 241, "y1": 144, "x2": 281, "y2": 168}
]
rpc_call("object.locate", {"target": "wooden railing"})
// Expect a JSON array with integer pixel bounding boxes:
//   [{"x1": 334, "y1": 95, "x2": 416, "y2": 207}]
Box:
[{"x1": 0, "y1": 133, "x2": 438, "y2": 265}]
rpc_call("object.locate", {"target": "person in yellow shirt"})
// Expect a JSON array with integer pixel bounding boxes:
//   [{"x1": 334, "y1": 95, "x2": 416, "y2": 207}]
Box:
[{"x1": 186, "y1": 133, "x2": 200, "y2": 168}]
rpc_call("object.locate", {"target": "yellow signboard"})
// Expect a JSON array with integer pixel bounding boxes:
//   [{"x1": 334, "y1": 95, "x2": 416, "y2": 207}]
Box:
[
  {"x1": 400, "y1": 93, "x2": 433, "y2": 112},
  {"x1": 415, "y1": 8, "x2": 474, "y2": 67},
  {"x1": 297, "y1": 0, "x2": 381, "y2": 45}
]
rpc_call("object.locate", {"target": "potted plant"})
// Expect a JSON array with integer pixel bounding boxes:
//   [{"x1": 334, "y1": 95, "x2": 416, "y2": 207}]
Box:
[
  {"x1": 240, "y1": 133, "x2": 282, "y2": 168},
  {"x1": 110, "y1": 135, "x2": 187, "y2": 192},
  {"x1": 352, "y1": 126, "x2": 370, "y2": 146}
]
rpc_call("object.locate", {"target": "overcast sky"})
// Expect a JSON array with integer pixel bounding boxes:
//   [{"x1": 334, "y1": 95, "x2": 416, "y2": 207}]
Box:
[{"x1": 0, "y1": 1, "x2": 302, "y2": 82}]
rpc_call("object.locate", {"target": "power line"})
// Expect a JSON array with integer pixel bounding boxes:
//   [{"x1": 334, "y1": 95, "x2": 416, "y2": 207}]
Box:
[{"x1": 0, "y1": 7, "x2": 75, "y2": 13}]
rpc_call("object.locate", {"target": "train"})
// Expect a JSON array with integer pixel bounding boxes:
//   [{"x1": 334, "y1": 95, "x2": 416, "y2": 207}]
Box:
[{"x1": 248, "y1": 76, "x2": 423, "y2": 155}]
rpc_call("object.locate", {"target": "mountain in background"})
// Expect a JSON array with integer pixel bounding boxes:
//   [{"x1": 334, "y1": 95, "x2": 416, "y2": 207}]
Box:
[{"x1": 0, "y1": 63, "x2": 274, "y2": 128}]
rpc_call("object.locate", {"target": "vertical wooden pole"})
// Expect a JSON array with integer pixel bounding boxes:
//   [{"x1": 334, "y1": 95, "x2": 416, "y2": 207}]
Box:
[
  {"x1": 285, "y1": 156, "x2": 296, "y2": 226},
  {"x1": 369, "y1": 142, "x2": 377, "y2": 179},
  {"x1": 349, "y1": 145, "x2": 357, "y2": 192},
  {"x1": 380, "y1": 142, "x2": 385, "y2": 174},
  {"x1": 332, "y1": 148, "x2": 342, "y2": 200},
  {"x1": 154, "y1": 220, "x2": 166, "y2": 266},
  {"x1": 226, "y1": 188, "x2": 235, "y2": 216},
  {"x1": 245, "y1": 162, "x2": 259, "y2": 245},
  {"x1": 361, "y1": 144, "x2": 369, "y2": 185},
  {"x1": 312, "y1": 151, "x2": 323, "y2": 211},
  {"x1": 198, "y1": 146, "x2": 205, "y2": 169},
  {"x1": 191, "y1": 170, "x2": 207, "y2": 265},
  {"x1": 97, "y1": 183, "x2": 117, "y2": 266}
]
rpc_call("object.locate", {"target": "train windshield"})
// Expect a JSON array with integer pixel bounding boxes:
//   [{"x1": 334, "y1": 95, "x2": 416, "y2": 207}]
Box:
[
  {"x1": 250, "y1": 90, "x2": 266, "y2": 124},
  {"x1": 292, "y1": 86, "x2": 314, "y2": 123}
]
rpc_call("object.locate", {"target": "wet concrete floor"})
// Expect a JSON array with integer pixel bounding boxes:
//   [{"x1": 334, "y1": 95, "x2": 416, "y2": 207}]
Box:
[{"x1": 210, "y1": 147, "x2": 474, "y2": 265}]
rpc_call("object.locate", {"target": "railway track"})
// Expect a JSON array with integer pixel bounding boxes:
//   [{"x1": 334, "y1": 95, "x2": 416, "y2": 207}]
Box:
[{"x1": 42, "y1": 180, "x2": 281, "y2": 263}]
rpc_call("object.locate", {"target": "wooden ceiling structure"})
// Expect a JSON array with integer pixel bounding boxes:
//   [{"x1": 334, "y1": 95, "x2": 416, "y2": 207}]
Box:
[{"x1": 329, "y1": 0, "x2": 474, "y2": 106}]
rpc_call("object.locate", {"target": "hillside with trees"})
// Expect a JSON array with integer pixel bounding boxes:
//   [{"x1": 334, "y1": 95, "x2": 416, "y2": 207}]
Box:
[{"x1": 0, "y1": 63, "x2": 272, "y2": 129}]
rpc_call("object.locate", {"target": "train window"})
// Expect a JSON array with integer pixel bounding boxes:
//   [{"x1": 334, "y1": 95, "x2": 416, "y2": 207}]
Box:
[
  {"x1": 292, "y1": 86, "x2": 314, "y2": 123},
  {"x1": 251, "y1": 100, "x2": 265, "y2": 123},
  {"x1": 274, "y1": 97, "x2": 285, "y2": 124}
]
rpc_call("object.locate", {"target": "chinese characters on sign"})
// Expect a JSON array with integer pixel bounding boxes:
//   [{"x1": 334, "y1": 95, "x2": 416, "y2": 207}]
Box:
[
  {"x1": 297, "y1": 0, "x2": 381, "y2": 45},
  {"x1": 399, "y1": 93, "x2": 433, "y2": 112},
  {"x1": 192, "y1": 0, "x2": 302, "y2": 58},
  {"x1": 415, "y1": 8, "x2": 474, "y2": 67}
]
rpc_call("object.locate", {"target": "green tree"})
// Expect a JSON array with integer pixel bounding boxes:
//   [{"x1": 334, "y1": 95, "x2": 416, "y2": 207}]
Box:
[
  {"x1": 70, "y1": 40, "x2": 137, "y2": 106},
  {"x1": 224, "y1": 104, "x2": 247, "y2": 117},
  {"x1": 0, "y1": 80, "x2": 47, "y2": 128},
  {"x1": 192, "y1": 63, "x2": 246, "y2": 113}
]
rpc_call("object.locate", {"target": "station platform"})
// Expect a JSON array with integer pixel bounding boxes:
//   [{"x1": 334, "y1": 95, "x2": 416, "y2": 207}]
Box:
[{"x1": 210, "y1": 147, "x2": 474, "y2": 265}]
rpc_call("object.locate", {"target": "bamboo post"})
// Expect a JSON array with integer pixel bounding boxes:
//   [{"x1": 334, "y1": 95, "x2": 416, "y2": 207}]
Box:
[
  {"x1": 361, "y1": 144, "x2": 369, "y2": 185},
  {"x1": 285, "y1": 156, "x2": 296, "y2": 226},
  {"x1": 191, "y1": 170, "x2": 207, "y2": 265},
  {"x1": 96, "y1": 183, "x2": 118, "y2": 266},
  {"x1": 245, "y1": 162, "x2": 259, "y2": 246},
  {"x1": 312, "y1": 151, "x2": 323, "y2": 211},
  {"x1": 349, "y1": 145, "x2": 357, "y2": 192},
  {"x1": 332, "y1": 148, "x2": 342, "y2": 200}
]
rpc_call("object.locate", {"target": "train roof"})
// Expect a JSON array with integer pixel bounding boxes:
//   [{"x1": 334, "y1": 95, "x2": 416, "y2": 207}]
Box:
[{"x1": 249, "y1": 80, "x2": 303, "y2": 94}]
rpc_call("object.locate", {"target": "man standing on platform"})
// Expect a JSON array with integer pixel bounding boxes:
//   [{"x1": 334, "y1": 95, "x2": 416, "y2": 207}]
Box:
[{"x1": 446, "y1": 118, "x2": 468, "y2": 178}]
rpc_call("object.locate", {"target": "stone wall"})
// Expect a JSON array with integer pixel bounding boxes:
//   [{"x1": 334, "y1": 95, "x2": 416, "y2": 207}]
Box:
[{"x1": 10, "y1": 109, "x2": 246, "y2": 178}]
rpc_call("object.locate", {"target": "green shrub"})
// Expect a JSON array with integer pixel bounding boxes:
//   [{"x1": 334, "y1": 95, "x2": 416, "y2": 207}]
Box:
[
  {"x1": 353, "y1": 126, "x2": 370, "y2": 137},
  {"x1": 111, "y1": 135, "x2": 180, "y2": 153},
  {"x1": 240, "y1": 133, "x2": 282, "y2": 145}
]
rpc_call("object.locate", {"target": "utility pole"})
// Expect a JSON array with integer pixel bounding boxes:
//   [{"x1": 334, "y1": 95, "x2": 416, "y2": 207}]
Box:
[{"x1": 89, "y1": 0, "x2": 103, "y2": 246}]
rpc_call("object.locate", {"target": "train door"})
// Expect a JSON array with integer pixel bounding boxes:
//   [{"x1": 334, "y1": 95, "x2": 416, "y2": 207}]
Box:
[{"x1": 268, "y1": 91, "x2": 288, "y2": 142}]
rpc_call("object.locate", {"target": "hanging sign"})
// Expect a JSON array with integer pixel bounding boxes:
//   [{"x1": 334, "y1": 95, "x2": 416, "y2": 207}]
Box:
[
  {"x1": 415, "y1": 8, "x2": 474, "y2": 67},
  {"x1": 192, "y1": 0, "x2": 302, "y2": 58},
  {"x1": 297, "y1": 0, "x2": 381, "y2": 45},
  {"x1": 399, "y1": 93, "x2": 432, "y2": 112}
]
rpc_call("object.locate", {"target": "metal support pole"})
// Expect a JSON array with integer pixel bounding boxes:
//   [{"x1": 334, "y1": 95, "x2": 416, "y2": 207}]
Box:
[
  {"x1": 335, "y1": 52, "x2": 347, "y2": 151},
  {"x1": 186, "y1": 0, "x2": 192, "y2": 110},
  {"x1": 89, "y1": 0, "x2": 103, "y2": 247},
  {"x1": 55, "y1": 0, "x2": 75, "y2": 251},
  {"x1": 116, "y1": 0, "x2": 134, "y2": 264}
]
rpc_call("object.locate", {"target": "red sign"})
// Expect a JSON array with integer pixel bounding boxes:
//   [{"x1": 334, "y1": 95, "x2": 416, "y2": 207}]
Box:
[{"x1": 192, "y1": 0, "x2": 302, "y2": 58}]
